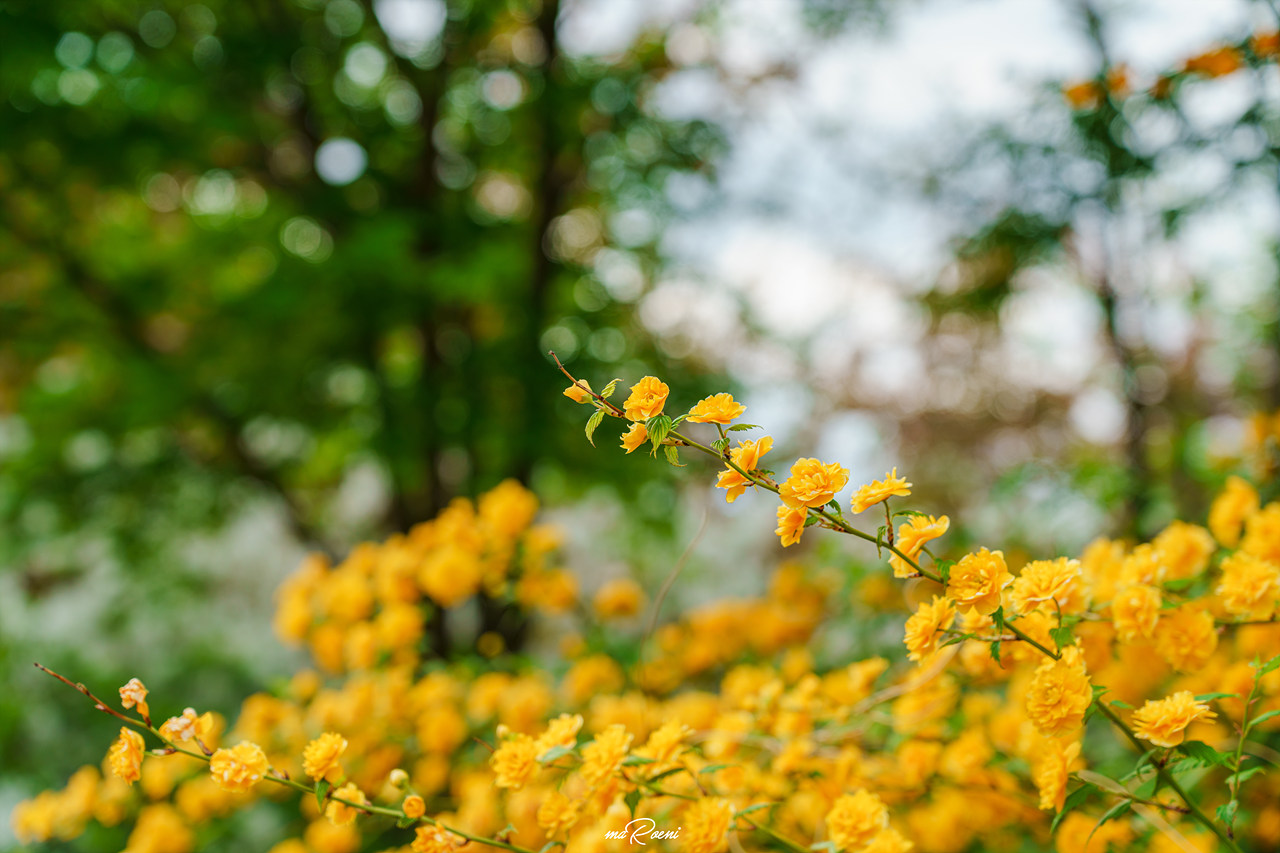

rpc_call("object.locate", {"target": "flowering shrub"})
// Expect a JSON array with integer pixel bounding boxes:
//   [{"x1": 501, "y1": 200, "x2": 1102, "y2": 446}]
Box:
[{"x1": 13, "y1": 362, "x2": 1280, "y2": 853}]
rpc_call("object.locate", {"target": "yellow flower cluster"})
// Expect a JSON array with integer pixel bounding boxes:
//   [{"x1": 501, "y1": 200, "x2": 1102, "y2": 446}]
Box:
[{"x1": 17, "y1": 377, "x2": 1280, "y2": 853}]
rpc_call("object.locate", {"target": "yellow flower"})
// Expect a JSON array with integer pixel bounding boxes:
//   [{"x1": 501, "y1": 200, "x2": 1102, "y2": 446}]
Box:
[
  {"x1": 1111, "y1": 584, "x2": 1161, "y2": 641},
  {"x1": 325, "y1": 783, "x2": 367, "y2": 827},
  {"x1": 1035, "y1": 738, "x2": 1081, "y2": 811},
  {"x1": 209, "y1": 741, "x2": 269, "y2": 793},
  {"x1": 635, "y1": 718, "x2": 692, "y2": 771},
  {"x1": 946, "y1": 548, "x2": 1013, "y2": 616},
  {"x1": 715, "y1": 436, "x2": 773, "y2": 503},
  {"x1": 849, "y1": 468, "x2": 912, "y2": 514},
  {"x1": 686, "y1": 392, "x2": 746, "y2": 424},
  {"x1": 412, "y1": 825, "x2": 464, "y2": 853},
  {"x1": 775, "y1": 504, "x2": 808, "y2": 548},
  {"x1": 1009, "y1": 558, "x2": 1082, "y2": 615},
  {"x1": 1241, "y1": 502, "x2": 1280, "y2": 564},
  {"x1": 904, "y1": 595, "x2": 956, "y2": 662},
  {"x1": 1217, "y1": 552, "x2": 1280, "y2": 621},
  {"x1": 119, "y1": 678, "x2": 150, "y2": 720},
  {"x1": 580, "y1": 723, "x2": 632, "y2": 788},
  {"x1": 593, "y1": 578, "x2": 645, "y2": 619},
  {"x1": 403, "y1": 794, "x2": 426, "y2": 819},
  {"x1": 303, "y1": 732, "x2": 348, "y2": 783},
  {"x1": 536, "y1": 790, "x2": 580, "y2": 838},
  {"x1": 1209, "y1": 476, "x2": 1259, "y2": 547},
  {"x1": 779, "y1": 457, "x2": 850, "y2": 508},
  {"x1": 889, "y1": 514, "x2": 949, "y2": 578},
  {"x1": 563, "y1": 380, "x2": 592, "y2": 403},
  {"x1": 620, "y1": 422, "x2": 648, "y2": 453},
  {"x1": 826, "y1": 789, "x2": 889, "y2": 851},
  {"x1": 534, "y1": 713, "x2": 584, "y2": 754},
  {"x1": 490, "y1": 732, "x2": 539, "y2": 789},
  {"x1": 622, "y1": 376, "x2": 668, "y2": 421},
  {"x1": 864, "y1": 828, "x2": 913, "y2": 853},
  {"x1": 125, "y1": 805, "x2": 193, "y2": 853},
  {"x1": 1151, "y1": 521, "x2": 1215, "y2": 581},
  {"x1": 683, "y1": 797, "x2": 734, "y2": 853},
  {"x1": 159, "y1": 707, "x2": 214, "y2": 744},
  {"x1": 1153, "y1": 606, "x2": 1217, "y2": 672},
  {"x1": 1025, "y1": 646, "x2": 1092, "y2": 737},
  {"x1": 1132, "y1": 691, "x2": 1217, "y2": 748},
  {"x1": 108, "y1": 727, "x2": 145, "y2": 785}
]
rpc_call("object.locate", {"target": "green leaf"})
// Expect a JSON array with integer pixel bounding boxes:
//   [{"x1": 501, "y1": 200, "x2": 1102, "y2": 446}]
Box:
[
  {"x1": 893, "y1": 509, "x2": 929, "y2": 519},
  {"x1": 584, "y1": 409, "x2": 606, "y2": 447},
  {"x1": 1108, "y1": 699, "x2": 1133, "y2": 710},
  {"x1": 600, "y1": 378, "x2": 621, "y2": 399},
  {"x1": 1216, "y1": 800, "x2": 1239, "y2": 825},
  {"x1": 397, "y1": 815, "x2": 418, "y2": 828},
  {"x1": 992, "y1": 606, "x2": 1005, "y2": 635},
  {"x1": 664, "y1": 445, "x2": 685, "y2": 467},
  {"x1": 621, "y1": 755, "x2": 655, "y2": 765},
  {"x1": 827, "y1": 498, "x2": 841, "y2": 513},
  {"x1": 1087, "y1": 799, "x2": 1132, "y2": 846},
  {"x1": 699, "y1": 764, "x2": 736, "y2": 775},
  {"x1": 989, "y1": 639, "x2": 1003, "y2": 666},
  {"x1": 1256, "y1": 653, "x2": 1280, "y2": 677},
  {"x1": 645, "y1": 415, "x2": 672, "y2": 455},
  {"x1": 1227, "y1": 766, "x2": 1265, "y2": 787},
  {"x1": 712, "y1": 437, "x2": 730, "y2": 454},
  {"x1": 1050, "y1": 625, "x2": 1074, "y2": 650},
  {"x1": 1179, "y1": 741, "x2": 1226, "y2": 767},
  {"x1": 670, "y1": 414, "x2": 687, "y2": 427},
  {"x1": 1247, "y1": 709, "x2": 1280, "y2": 730},
  {"x1": 1194, "y1": 692, "x2": 1238, "y2": 702},
  {"x1": 315, "y1": 780, "x2": 331, "y2": 811},
  {"x1": 938, "y1": 560, "x2": 953, "y2": 585},
  {"x1": 624, "y1": 789, "x2": 642, "y2": 818},
  {"x1": 727, "y1": 423, "x2": 761, "y2": 432},
  {"x1": 803, "y1": 515, "x2": 820, "y2": 528},
  {"x1": 736, "y1": 803, "x2": 773, "y2": 816},
  {"x1": 942, "y1": 632, "x2": 973, "y2": 647},
  {"x1": 538, "y1": 745, "x2": 573, "y2": 763},
  {"x1": 1051, "y1": 786, "x2": 1093, "y2": 833}
]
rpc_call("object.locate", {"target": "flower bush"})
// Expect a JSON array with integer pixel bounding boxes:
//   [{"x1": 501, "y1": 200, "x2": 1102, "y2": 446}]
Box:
[{"x1": 13, "y1": 363, "x2": 1280, "y2": 853}]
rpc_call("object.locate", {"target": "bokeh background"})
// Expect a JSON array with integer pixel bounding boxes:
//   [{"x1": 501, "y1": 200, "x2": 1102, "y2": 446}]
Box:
[{"x1": 2, "y1": 0, "x2": 1278, "y2": 845}]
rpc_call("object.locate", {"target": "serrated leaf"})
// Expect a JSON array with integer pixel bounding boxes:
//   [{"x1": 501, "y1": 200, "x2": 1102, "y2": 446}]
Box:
[
  {"x1": 803, "y1": 515, "x2": 820, "y2": 528},
  {"x1": 1179, "y1": 741, "x2": 1225, "y2": 767},
  {"x1": 1227, "y1": 766, "x2": 1265, "y2": 786},
  {"x1": 938, "y1": 561, "x2": 952, "y2": 585},
  {"x1": 670, "y1": 414, "x2": 686, "y2": 426},
  {"x1": 1050, "y1": 625, "x2": 1074, "y2": 650},
  {"x1": 727, "y1": 423, "x2": 761, "y2": 432},
  {"x1": 989, "y1": 639, "x2": 1003, "y2": 666},
  {"x1": 1194, "y1": 692, "x2": 1238, "y2": 702},
  {"x1": 1086, "y1": 800, "x2": 1132, "y2": 846},
  {"x1": 584, "y1": 409, "x2": 606, "y2": 447},
  {"x1": 315, "y1": 780, "x2": 331, "y2": 811},
  {"x1": 538, "y1": 745, "x2": 573, "y2": 763},
  {"x1": 664, "y1": 445, "x2": 685, "y2": 467},
  {"x1": 1247, "y1": 709, "x2": 1280, "y2": 730},
  {"x1": 712, "y1": 437, "x2": 729, "y2": 454},
  {"x1": 1108, "y1": 699, "x2": 1133, "y2": 710},
  {"x1": 1216, "y1": 800, "x2": 1239, "y2": 825},
  {"x1": 646, "y1": 415, "x2": 672, "y2": 456},
  {"x1": 893, "y1": 509, "x2": 929, "y2": 519},
  {"x1": 992, "y1": 606, "x2": 1005, "y2": 634},
  {"x1": 1051, "y1": 786, "x2": 1093, "y2": 833},
  {"x1": 942, "y1": 632, "x2": 973, "y2": 647},
  {"x1": 827, "y1": 498, "x2": 841, "y2": 513},
  {"x1": 600, "y1": 378, "x2": 621, "y2": 399}
]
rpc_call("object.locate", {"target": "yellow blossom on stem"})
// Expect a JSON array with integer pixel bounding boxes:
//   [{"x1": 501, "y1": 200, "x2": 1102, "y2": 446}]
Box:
[
  {"x1": 303, "y1": 732, "x2": 348, "y2": 783},
  {"x1": 683, "y1": 797, "x2": 734, "y2": 853},
  {"x1": 889, "y1": 514, "x2": 948, "y2": 578},
  {"x1": 593, "y1": 578, "x2": 645, "y2": 619},
  {"x1": 1209, "y1": 476, "x2": 1259, "y2": 547},
  {"x1": 412, "y1": 825, "x2": 464, "y2": 853},
  {"x1": 402, "y1": 794, "x2": 425, "y2": 819},
  {"x1": 715, "y1": 436, "x2": 773, "y2": 503},
  {"x1": 1025, "y1": 646, "x2": 1092, "y2": 738},
  {"x1": 622, "y1": 376, "x2": 668, "y2": 421},
  {"x1": 534, "y1": 713, "x2": 584, "y2": 754},
  {"x1": 826, "y1": 789, "x2": 889, "y2": 851},
  {"x1": 325, "y1": 782, "x2": 367, "y2": 826},
  {"x1": 1009, "y1": 558, "x2": 1082, "y2": 615},
  {"x1": 208, "y1": 741, "x2": 269, "y2": 793},
  {"x1": 580, "y1": 723, "x2": 632, "y2": 788},
  {"x1": 563, "y1": 380, "x2": 592, "y2": 403},
  {"x1": 904, "y1": 595, "x2": 956, "y2": 662},
  {"x1": 864, "y1": 828, "x2": 913, "y2": 853},
  {"x1": 158, "y1": 707, "x2": 214, "y2": 744},
  {"x1": 108, "y1": 727, "x2": 145, "y2": 785},
  {"x1": 775, "y1": 504, "x2": 808, "y2": 548},
  {"x1": 1132, "y1": 691, "x2": 1217, "y2": 748},
  {"x1": 686, "y1": 392, "x2": 746, "y2": 424},
  {"x1": 849, "y1": 468, "x2": 912, "y2": 514},
  {"x1": 1153, "y1": 606, "x2": 1217, "y2": 672},
  {"x1": 620, "y1": 422, "x2": 648, "y2": 454},
  {"x1": 946, "y1": 548, "x2": 1012, "y2": 616},
  {"x1": 1111, "y1": 584, "x2": 1161, "y2": 641},
  {"x1": 1217, "y1": 552, "x2": 1280, "y2": 621},
  {"x1": 780, "y1": 457, "x2": 849, "y2": 508},
  {"x1": 118, "y1": 678, "x2": 149, "y2": 720},
  {"x1": 490, "y1": 732, "x2": 539, "y2": 789},
  {"x1": 536, "y1": 790, "x2": 581, "y2": 838},
  {"x1": 1035, "y1": 738, "x2": 1081, "y2": 811}
]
